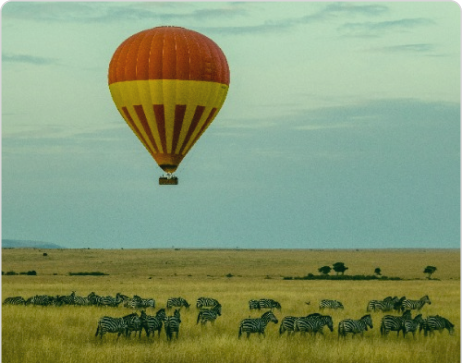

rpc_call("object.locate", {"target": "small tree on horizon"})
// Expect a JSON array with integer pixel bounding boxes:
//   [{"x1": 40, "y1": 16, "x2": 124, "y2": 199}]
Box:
[
  {"x1": 374, "y1": 267, "x2": 381, "y2": 276},
  {"x1": 424, "y1": 266, "x2": 437, "y2": 279},
  {"x1": 318, "y1": 266, "x2": 332, "y2": 276},
  {"x1": 333, "y1": 262, "x2": 348, "y2": 276}
]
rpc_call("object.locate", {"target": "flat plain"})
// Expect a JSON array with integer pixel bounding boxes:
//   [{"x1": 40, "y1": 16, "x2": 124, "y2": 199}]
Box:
[{"x1": 2, "y1": 248, "x2": 460, "y2": 363}]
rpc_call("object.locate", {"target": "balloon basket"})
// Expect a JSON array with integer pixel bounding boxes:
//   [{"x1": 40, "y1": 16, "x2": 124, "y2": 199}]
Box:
[{"x1": 159, "y1": 176, "x2": 178, "y2": 185}]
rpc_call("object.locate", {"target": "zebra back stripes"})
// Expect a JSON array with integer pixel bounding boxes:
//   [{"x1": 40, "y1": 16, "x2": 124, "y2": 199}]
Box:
[
  {"x1": 141, "y1": 308, "x2": 168, "y2": 338},
  {"x1": 196, "y1": 304, "x2": 222, "y2": 325},
  {"x1": 423, "y1": 315, "x2": 455, "y2": 336},
  {"x1": 167, "y1": 297, "x2": 190, "y2": 309},
  {"x1": 401, "y1": 295, "x2": 431, "y2": 312},
  {"x1": 338, "y1": 315, "x2": 373, "y2": 338},
  {"x1": 238, "y1": 311, "x2": 278, "y2": 338},
  {"x1": 196, "y1": 297, "x2": 220, "y2": 309},
  {"x1": 95, "y1": 316, "x2": 128, "y2": 339},
  {"x1": 319, "y1": 299, "x2": 344, "y2": 310},
  {"x1": 3, "y1": 296, "x2": 26, "y2": 305},
  {"x1": 380, "y1": 310, "x2": 412, "y2": 336},
  {"x1": 294, "y1": 314, "x2": 334, "y2": 336},
  {"x1": 403, "y1": 314, "x2": 424, "y2": 338}
]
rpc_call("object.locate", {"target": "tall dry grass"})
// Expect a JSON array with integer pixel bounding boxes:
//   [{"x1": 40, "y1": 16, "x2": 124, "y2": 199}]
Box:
[{"x1": 2, "y1": 248, "x2": 460, "y2": 363}]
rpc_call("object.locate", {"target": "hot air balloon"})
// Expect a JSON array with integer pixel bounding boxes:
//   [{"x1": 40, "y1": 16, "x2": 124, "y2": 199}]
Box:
[{"x1": 108, "y1": 26, "x2": 230, "y2": 185}]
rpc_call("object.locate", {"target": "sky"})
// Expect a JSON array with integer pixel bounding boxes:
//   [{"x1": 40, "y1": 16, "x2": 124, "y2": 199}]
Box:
[{"x1": 1, "y1": 1, "x2": 460, "y2": 249}]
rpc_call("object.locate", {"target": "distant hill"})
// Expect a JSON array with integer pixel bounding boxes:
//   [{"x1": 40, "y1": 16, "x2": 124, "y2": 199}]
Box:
[{"x1": 2, "y1": 239, "x2": 63, "y2": 249}]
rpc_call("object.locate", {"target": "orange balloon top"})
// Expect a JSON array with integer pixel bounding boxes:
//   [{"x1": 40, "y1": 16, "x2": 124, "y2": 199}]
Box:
[{"x1": 108, "y1": 26, "x2": 230, "y2": 86}]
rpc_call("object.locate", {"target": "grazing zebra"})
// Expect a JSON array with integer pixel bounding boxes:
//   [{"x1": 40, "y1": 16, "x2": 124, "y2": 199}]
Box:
[
  {"x1": 140, "y1": 308, "x2": 168, "y2": 338},
  {"x1": 319, "y1": 299, "x2": 344, "y2": 310},
  {"x1": 87, "y1": 292, "x2": 101, "y2": 306},
  {"x1": 403, "y1": 314, "x2": 424, "y2": 338},
  {"x1": 258, "y1": 299, "x2": 282, "y2": 311},
  {"x1": 122, "y1": 312, "x2": 143, "y2": 338},
  {"x1": 279, "y1": 316, "x2": 298, "y2": 336},
  {"x1": 95, "y1": 316, "x2": 128, "y2": 339},
  {"x1": 58, "y1": 292, "x2": 76, "y2": 306},
  {"x1": 367, "y1": 297, "x2": 398, "y2": 312},
  {"x1": 400, "y1": 295, "x2": 431, "y2": 312},
  {"x1": 338, "y1": 315, "x2": 373, "y2": 338},
  {"x1": 249, "y1": 299, "x2": 260, "y2": 310},
  {"x1": 165, "y1": 309, "x2": 182, "y2": 340},
  {"x1": 3, "y1": 296, "x2": 26, "y2": 305},
  {"x1": 197, "y1": 304, "x2": 222, "y2": 325},
  {"x1": 26, "y1": 295, "x2": 51, "y2": 306},
  {"x1": 97, "y1": 293, "x2": 124, "y2": 307},
  {"x1": 423, "y1": 315, "x2": 455, "y2": 336},
  {"x1": 196, "y1": 297, "x2": 220, "y2": 309},
  {"x1": 135, "y1": 295, "x2": 155, "y2": 309},
  {"x1": 238, "y1": 311, "x2": 279, "y2": 339},
  {"x1": 74, "y1": 294, "x2": 91, "y2": 306},
  {"x1": 279, "y1": 314, "x2": 321, "y2": 336},
  {"x1": 166, "y1": 297, "x2": 190, "y2": 309},
  {"x1": 380, "y1": 310, "x2": 412, "y2": 336},
  {"x1": 294, "y1": 314, "x2": 334, "y2": 336}
]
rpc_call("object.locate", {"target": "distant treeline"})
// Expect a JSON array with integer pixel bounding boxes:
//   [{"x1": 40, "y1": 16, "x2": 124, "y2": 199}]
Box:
[{"x1": 283, "y1": 274, "x2": 403, "y2": 281}]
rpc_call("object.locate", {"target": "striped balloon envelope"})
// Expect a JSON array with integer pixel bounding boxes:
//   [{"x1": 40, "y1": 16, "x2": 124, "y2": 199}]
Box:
[{"x1": 108, "y1": 26, "x2": 230, "y2": 184}]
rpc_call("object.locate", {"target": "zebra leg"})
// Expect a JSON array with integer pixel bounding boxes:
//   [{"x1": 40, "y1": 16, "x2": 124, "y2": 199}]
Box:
[{"x1": 95, "y1": 325, "x2": 100, "y2": 337}]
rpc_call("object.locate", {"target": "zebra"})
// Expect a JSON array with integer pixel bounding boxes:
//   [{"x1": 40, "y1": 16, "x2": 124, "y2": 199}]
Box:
[
  {"x1": 279, "y1": 314, "x2": 321, "y2": 336},
  {"x1": 367, "y1": 297, "x2": 398, "y2": 312},
  {"x1": 258, "y1": 299, "x2": 282, "y2": 311},
  {"x1": 58, "y1": 291, "x2": 76, "y2": 306},
  {"x1": 196, "y1": 297, "x2": 220, "y2": 309},
  {"x1": 338, "y1": 314, "x2": 373, "y2": 338},
  {"x1": 165, "y1": 309, "x2": 182, "y2": 340},
  {"x1": 294, "y1": 314, "x2": 334, "y2": 336},
  {"x1": 380, "y1": 310, "x2": 412, "y2": 336},
  {"x1": 423, "y1": 315, "x2": 455, "y2": 336},
  {"x1": 97, "y1": 293, "x2": 124, "y2": 307},
  {"x1": 248, "y1": 299, "x2": 260, "y2": 310},
  {"x1": 140, "y1": 308, "x2": 168, "y2": 338},
  {"x1": 95, "y1": 316, "x2": 128, "y2": 339},
  {"x1": 166, "y1": 297, "x2": 190, "y2": 310},
  {"x1": 74, "y1": 294, "x2": 91, "y2": 306},
  {"x1": 122, "y1": 312, "x2": 143, "y2": 338},
  {"x1": 134, "y1": 295, "x2": 156, "y2": 309},
  {"x1": 3, "y1": 296, "x2": 26, "y2": 305},
  {"x1": 26, "y1": 295, "x2": 51, "y2": 306},
  {"x1": 196, "y1": 304, "x2": 222, "y2": 326},
  {"x1": 319, "y1": 299, "x2": 344, "y2": 310},
  {"x1": 400, "y1": 295, "x2": 431, "y2": 312},
  {"x1": 403, "y1": 314, "x2": 424, "y2": 338},
  {"x1": 238, "y1": 311, "x2": 279, "y2": 339},
  {"x1": 87, "y1": 292, "x2": 101, "y2": 306}
]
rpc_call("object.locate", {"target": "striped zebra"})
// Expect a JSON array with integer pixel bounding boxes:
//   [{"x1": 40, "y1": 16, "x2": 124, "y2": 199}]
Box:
[
  {"x1": 26, "y1": 295, "x2": 51, "y2": 306},
  {"x1": 3, "y1": 296, "x2": 26, "y2": 305},
  {"x1": 166, "y1": 297, "x2": 190, "y2": 310},
  {"x1": 258, "y1": 299, "x2": 282, "y2": 311},
  {"x1": 196, "y1": 297, "x2": 220, "y2": 309},
  {"x1": 367, "y1": 297, "x2": 399, "y2": 312},
  {"x1": 279, "y1": 314, "x2": 321, "y2": 336},
  {"x1": 403, "y1": 314, "x2": 424, "y2": 338},
  {"x1": 238, "y1": 311, "x2": 279, "y2": 339},
  {"x1": 248, "y1": 299, "x2": 260, "y2": 310},
  {"x1": 96, "y1": 293, "x2": 124, "y2": 307},
  {"x1": 400, "y1": 295, "x2": 431, "y2": 312},
  {"x1": 380, "y1": 310, "x2": 412, "y2": 336},
  {"x1": 58, "y1": 292, "x2": 76, "y2": 306},
  {"x1": 122, "y1": 312, "x2": 143, "y2": 338},
  {"x1": 134, "y1": 295, "x2": 156, "y2": 309},
  {"x1": 423, "y1": 315, "x2": 455, "y2": 336},
  {"x1": 140, "y1": 308, "x2": 168, "y2": 338},
  {"x1": 294, "y1": 314, "x2": 334, "y2": 336},
  {"x1": 95, "y1": 316, "x2": 128, "y2": 339},
  {"x1": 319, "y1": 299, "x2": 344, "y2": 310},
  {"x1": 165, "y1": 309, "x2": 182, "y2": 340},
  {"x1": 196, "y1": 304, "x2": 222, "y2": 325},
  {"x1": 74, "y1": 294, "x2": 91, "y2": 306},
  {"x1": 338, "y1": 314, "x2": 373, "y2": 338}
]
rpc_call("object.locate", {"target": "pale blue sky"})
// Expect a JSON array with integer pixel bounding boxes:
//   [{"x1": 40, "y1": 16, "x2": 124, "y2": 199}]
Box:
[{"x1": 2, "y1": 1, "x2": 460, "y2": 249}]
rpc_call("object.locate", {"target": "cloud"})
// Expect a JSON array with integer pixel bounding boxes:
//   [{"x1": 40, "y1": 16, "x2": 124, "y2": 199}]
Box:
[
  {"x1": 338, "y1": 18, "x2": 435, "y2": 37},
  {"x1": 369, "y1": 43, "x2": 436, "y2": 54},
  {"x1": 2, "y1": 53, "x2": 57, "y2": 66}
]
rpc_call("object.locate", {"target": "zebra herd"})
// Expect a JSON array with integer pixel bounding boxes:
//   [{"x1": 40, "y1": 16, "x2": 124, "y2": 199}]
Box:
[{"x1": 3, "y1": 292, "x2": 455, "y2": 341}]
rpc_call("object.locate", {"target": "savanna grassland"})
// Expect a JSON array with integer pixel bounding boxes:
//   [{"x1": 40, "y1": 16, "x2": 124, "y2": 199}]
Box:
[{"x1": 2, "y1": 248, "x2": 460, "y2": 363}]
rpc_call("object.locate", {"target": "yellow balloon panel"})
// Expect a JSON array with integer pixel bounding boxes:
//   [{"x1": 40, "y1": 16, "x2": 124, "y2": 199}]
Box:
[{"x1": 109, "y1": 80, "x2": 229, "y2": 172}]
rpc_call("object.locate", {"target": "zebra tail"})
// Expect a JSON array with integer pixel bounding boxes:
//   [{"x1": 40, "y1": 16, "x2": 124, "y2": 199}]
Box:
[
  {"x1": 196, "y1": 313, "x2": 201, "y2": 325},
  {"x1": 95, "y1": 324, "x2": 100, "y2": 337},
  {"x1": 238, "y1": 325, "x2": 242, "y2": 339}
]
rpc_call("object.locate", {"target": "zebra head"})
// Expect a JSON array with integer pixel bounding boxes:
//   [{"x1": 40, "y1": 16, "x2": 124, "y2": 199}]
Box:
[
  {"x1": 214, "y1": 304, "x2": 222, "y2": 316},
  {"x1": 422, "y1": 295, "x2": 431, "y2": 305},
  {"x1": 156, "y1": 308, "x2": 168, "y2": 321},
  {"x1": 361, "y1": 314, "x2": 373, "y2": 330},
  {"x1": 262, "y1": 311, "x2": 278, "y2": 324},
  {"x1": 323, "y1": 315, "x2": 334, "y2": 332}
]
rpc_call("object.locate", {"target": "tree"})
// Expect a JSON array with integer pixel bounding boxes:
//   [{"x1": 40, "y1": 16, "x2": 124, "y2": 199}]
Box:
[
  {"x1": 374, "y1": 268, "x2": 381, "y2": 276},
  {"x1": 318, "y1": 266, "x2": 331, "y2": 276},
  {"x1": 424, "y1": 266, "x2": 437, "y2": 279},
  {"x1": 333, "y1": 262, "x2": 348, "y2": 275}
]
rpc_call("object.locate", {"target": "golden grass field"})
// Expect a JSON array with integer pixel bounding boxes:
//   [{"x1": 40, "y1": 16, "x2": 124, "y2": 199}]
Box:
[{"x1": 2, "y1": 248, "x2": 460, "y2": 363}]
